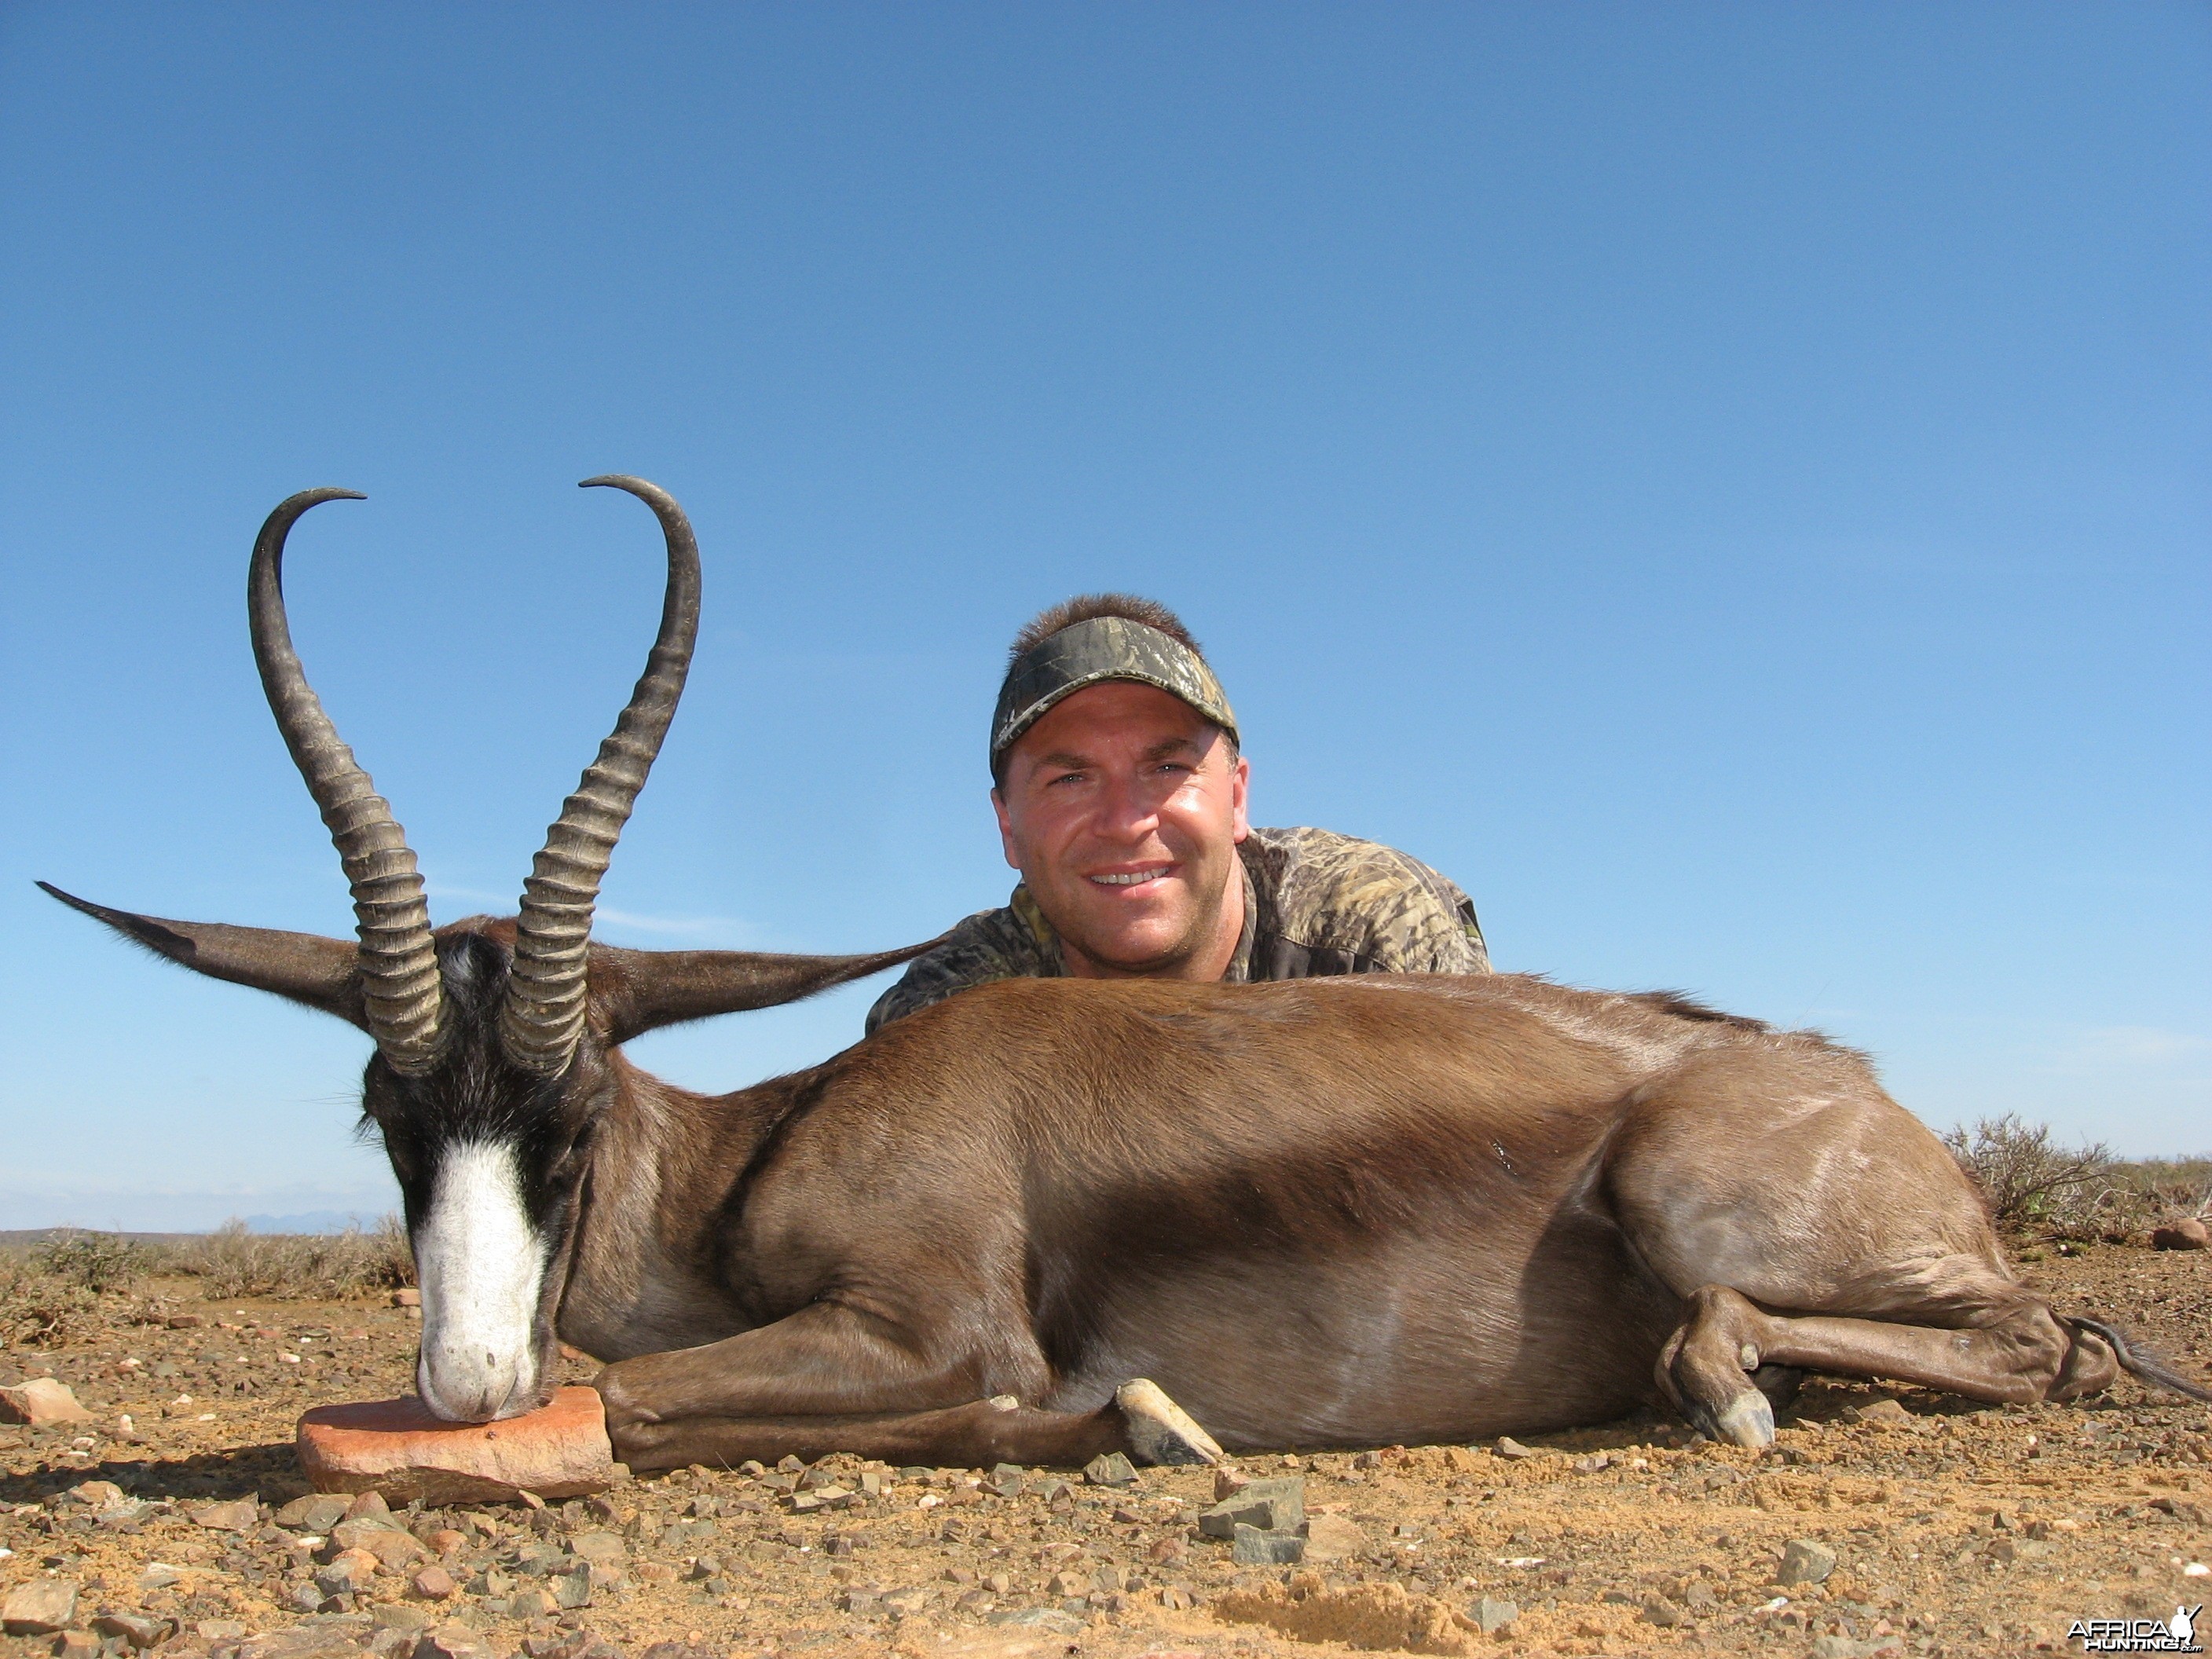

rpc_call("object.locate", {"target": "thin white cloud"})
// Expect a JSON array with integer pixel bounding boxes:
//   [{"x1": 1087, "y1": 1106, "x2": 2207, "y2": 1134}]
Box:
[{"x1": 594, "y1": 907, "x2": 754, "y2": 940}]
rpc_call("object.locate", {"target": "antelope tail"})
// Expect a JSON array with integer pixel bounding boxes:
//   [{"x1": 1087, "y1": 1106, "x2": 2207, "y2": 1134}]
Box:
[{"x1": 2068, "y1": 1316, "x2": 2212, "y2": 1404}]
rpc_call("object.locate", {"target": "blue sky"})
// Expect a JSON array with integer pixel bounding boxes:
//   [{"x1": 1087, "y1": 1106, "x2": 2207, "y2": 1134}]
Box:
[{"x1": 2, "y1": 3, "x2": 2205, "y2": 1231}]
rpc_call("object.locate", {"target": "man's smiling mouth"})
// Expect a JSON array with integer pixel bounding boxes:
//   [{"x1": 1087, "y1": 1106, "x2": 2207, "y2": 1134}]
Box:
[{"x1": 1088, "y1": 869, "x2": 1170, "y2": 888}]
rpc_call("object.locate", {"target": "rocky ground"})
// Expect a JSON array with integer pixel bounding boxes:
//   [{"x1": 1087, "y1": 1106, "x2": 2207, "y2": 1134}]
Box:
[{"x1": 1, "y1": 1246, "x2": 2207, "y2": 1659}]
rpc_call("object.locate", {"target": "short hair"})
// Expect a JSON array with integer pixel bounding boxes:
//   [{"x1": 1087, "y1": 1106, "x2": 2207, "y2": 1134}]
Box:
[{"x1": 993, "y1": 593, "x2": 1236, "y2": 786}]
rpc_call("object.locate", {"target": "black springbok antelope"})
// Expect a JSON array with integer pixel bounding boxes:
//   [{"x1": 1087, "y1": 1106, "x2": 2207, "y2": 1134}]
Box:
[{"x1": 45, "y1": 479, "x2": 2208, "y2": 1473}]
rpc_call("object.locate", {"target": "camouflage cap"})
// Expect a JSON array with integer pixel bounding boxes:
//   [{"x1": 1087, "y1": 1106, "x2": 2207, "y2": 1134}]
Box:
[{"x1": 990, "y1": 614, "x2": 1239, "y2": 771}]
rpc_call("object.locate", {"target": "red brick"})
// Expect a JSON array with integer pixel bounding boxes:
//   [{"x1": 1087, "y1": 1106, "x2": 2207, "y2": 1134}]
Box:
[{"x1": 295, "y1": 1386, "x2": 623, "y2": 1504}]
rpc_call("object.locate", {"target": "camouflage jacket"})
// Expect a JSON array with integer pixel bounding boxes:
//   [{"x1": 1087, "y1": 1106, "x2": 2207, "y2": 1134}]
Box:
[{"x1": 864, "y1": 825, "x2": 1489, "y2": 1034}]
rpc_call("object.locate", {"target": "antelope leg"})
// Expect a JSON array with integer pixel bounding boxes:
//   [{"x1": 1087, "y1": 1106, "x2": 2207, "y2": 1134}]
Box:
[
  {"x1": 609, "y1": 1397, "x2": 1128, "y2": 1473},
  {"x1": 594, "y1": 1300, "x2": 1009, "y2": 1430},
  {"x1": 593, "y1": 1300, "x2": 1225, "y2": 1470},
  {"x1": 1658, "y1": 1284, "x2": 2107, "y2": 1449}
]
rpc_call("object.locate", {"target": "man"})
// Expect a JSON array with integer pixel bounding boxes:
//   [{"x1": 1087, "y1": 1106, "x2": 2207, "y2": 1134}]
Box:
[{"x1": 866, "y1": 594, "x2": 1489, "y2": 1032}]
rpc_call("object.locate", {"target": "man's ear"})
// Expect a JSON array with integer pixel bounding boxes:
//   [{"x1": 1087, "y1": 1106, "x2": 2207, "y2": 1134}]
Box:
[
  {"x1": 991, "y1": 786, "x2": 1023, "y2": 873},
  {"x1": 39, "y1": 881, "x2": 368, "y2": 1029},
  {"x1": 591, "y1": 939, "x2": 940, "y2": 1046}
]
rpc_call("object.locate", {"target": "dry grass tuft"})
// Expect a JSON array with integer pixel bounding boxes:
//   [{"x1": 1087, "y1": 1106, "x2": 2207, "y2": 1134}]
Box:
[
  {"x1": 174, "y1": 1216, "x2": 415, "y2": 1300},
  {"x1": 0, "y1": 1256, "x2": 105, "y2": 1349}
]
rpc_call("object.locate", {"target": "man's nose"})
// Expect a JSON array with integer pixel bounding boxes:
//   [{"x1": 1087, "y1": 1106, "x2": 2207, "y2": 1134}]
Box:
[{"x1": 1090, "y1": 771, "x2": 1162, "y2": 840}]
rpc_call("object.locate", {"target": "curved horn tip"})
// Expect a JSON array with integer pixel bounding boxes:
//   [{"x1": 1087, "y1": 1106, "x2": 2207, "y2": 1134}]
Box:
[{"x1": 577, "y1": 474, "x2": 668, "y2": 497}]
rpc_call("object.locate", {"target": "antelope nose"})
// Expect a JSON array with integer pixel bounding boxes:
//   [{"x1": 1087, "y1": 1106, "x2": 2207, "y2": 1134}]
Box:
[{"x1": 418, "y1": 1350, "x2": 535, "y2": 1423}]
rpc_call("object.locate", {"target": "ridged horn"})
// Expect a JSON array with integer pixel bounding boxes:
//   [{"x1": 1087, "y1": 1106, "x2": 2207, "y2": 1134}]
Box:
[
  {"x1": 248, "y1": 488, "x2": 445, "y2": 1071},
  {"x1": 500, "y1": 477, "x2": 701, "y2": 1075}
]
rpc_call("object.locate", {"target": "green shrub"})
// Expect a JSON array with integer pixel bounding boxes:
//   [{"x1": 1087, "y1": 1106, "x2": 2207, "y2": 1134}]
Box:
[{"x1": 1944, "y1": 1114, "x2": 2212, "y2": 1243}]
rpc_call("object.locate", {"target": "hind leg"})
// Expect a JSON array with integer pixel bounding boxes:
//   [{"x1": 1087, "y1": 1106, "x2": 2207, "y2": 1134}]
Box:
[{"x1": 1655, "y1": 1285, "x2": 2118, "y2": 1448}]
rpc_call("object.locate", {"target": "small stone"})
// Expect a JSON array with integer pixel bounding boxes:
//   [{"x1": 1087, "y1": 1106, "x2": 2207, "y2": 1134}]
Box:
[
  {"x1": 197, "y1": 1621, "x2": 249, "y2": 1643},
  {"x1": 65, "y1": 1480, "x2": 125, "y2": 1510},
  {"x1": 317, "y1": 1546, "x2": 382, "y2": 1595},
  {"x1": 345, "y1": 1489, "x2": 392, "y2": 1521},
  {"x1": 506, "y1": 1587, "x2": 557, "y2": 1619},
  {"x1": 1469, "y1": 1595, "x2": 1518, "y2": 1634},
  {"x1": 167, "y1": 1313, "x2": 206, "y2": 1329},
  {"x1": 1082, "y1": 1452, "x2": 1137, "y2": 1487},
  {"x1": 1230, "y1": 1524, "x2": 1306, "y2": 1565},
  {"x1": 983, "y1": 1463, "x2": 1027, "y2": 1499},
  {"x1": 551, "y1": 1565, "x2": 593, "y2": 1609},
  {"x1": 370, "y1": 1604, "x2": 433, "y2": 1633},
  {"x1": 91, "y1": 1619, "x2": 166, "y2": 1654},
  {"x1": 1493, "y1": 1436, "x2": 1535, "y2": 1459},
  {"x1": 53, "y1": 1632, "x2": 99, "y2": 1659},
  {"x1": 136, "y1": 1564, "x2": 184, "y2": 1591},
  {"x1": 2, "y1": 1579, "x2": 79, "y2": 1635},
  {"x1": 1777, "y1": 1537, "x2": 1840, "y2": 1586},
  {"x1": 190, "y1": 1493, "x2": 261, "y2": 1531},
  {"x1": 282, "y1": 1580, "x2": 327, "y2": 1614},
  {"x1": 1641, "y1": 1595, "x2": 1684, "y2": 1627},
  {"x1": 2152, "y1": 1219, "x2": 2210, "y2": 1251},
  {"x1": 391, "y1": 1289, "x2": 422, "y2": 1307},
  {"x1": 1199, "y1": 1476, "x2": 1306, "y2": 1538},
  {"x1": 1214, "y1": 1467, "x2": 1251, "y2": 1500},
  {"x1": 296, "y1": 1386, "x2": 621, "y2": 1504},
  {"x1": 987, "y1": 1609, "x2": 1086, "y2": 1635},
  {"x1": 569, "y1": 1531, "x2": 624, "y2": 1565},
  {"x1": 1300, "y1": 1513, "x2": 1370, "y2": 1562},
  {"x1": 1844, "y1": 1398, "x2": 1914, "y2": 1426},
  {"x1": 331, "y1": 1517, "x2": 427, "y2": 1567},
  {"x1": 0, "y1": 1378, "x2": 93, "y2": 1427},
  {"x1": 411, "y1": 1566, "x2": 456, "y2": 1600},
  {"x1": 881, "y1": 1587, "x2": 930, "y2": 1617},
  {"x1": 413, "y1": 1622, "x2": 491, "y2": 1659},
  {"x1": 839, "y1": 1586, "x2": 881, "y2": 1614},
  {"x1": 277, "y1": 1493, "x2": 353, "y2": 1532}
]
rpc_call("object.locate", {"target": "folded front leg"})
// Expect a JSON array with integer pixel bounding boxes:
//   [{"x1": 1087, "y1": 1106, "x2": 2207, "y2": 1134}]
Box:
[
  {"x1": 595, "y1": 1299, "x2": 1020, "y2": 1432},
  {"x1": 610, "y1": 1397, "x2": 1126, "y2": 1473}
]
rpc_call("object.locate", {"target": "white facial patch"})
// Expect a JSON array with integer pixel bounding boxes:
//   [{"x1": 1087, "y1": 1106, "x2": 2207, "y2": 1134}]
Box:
[{"x1": 412, "y1": 1138, "x2": 547, "y2": 1422}]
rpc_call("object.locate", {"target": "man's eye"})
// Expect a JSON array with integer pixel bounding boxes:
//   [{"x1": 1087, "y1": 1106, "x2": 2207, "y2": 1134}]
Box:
[{"x1": 1046, "y1": 771, "x2": 1087, "y2": 787}]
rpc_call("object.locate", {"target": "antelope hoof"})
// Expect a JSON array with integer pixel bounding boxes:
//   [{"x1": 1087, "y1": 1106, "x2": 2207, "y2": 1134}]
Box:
[
  {"x1": 1713, "y1": 1389, "x2": 1777, "y2": 1450},
  {"x1": 1115, "y1": 1379, "x2": 1224, "y2": 1467}
]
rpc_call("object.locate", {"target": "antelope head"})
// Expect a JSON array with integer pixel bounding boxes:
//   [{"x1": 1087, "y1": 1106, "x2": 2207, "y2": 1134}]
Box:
[{"x1": 43, "y1": 479, "x2": 925, "y2": 1421}]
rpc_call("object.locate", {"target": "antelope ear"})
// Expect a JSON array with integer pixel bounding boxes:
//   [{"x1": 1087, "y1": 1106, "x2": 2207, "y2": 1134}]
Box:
[
  {"x1": 40, "y1": 881, "x2": 368, "y2": 1029},
  {"x1": 591, "y1": 939, "x2": 938, "y2": 1045}
]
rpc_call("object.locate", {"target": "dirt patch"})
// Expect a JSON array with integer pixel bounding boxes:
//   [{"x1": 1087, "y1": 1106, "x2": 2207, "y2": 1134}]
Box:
[{"x1": 0, "y1": 1247, "x2": 2206, "y2": 1659}]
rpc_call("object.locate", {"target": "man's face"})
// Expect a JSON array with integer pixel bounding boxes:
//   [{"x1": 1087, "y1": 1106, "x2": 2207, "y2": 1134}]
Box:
[{"x1": 993, "y1": 680, "x2": 1251, "y2": 979}]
